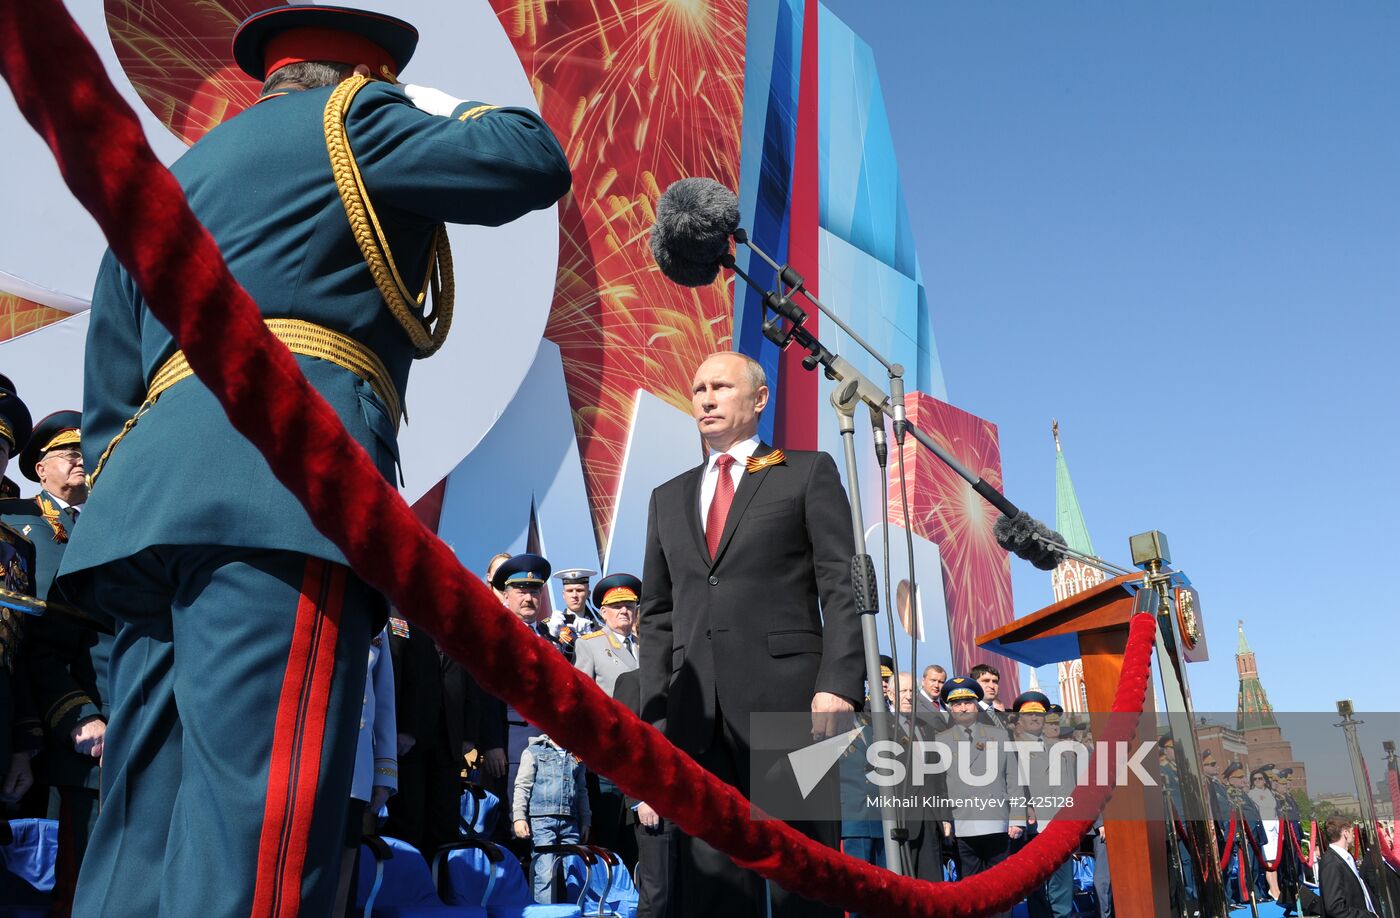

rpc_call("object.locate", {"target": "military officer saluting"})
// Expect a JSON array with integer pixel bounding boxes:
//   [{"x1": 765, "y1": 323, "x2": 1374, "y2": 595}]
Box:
[
  {"x1": 55, "y1": 6, "x2": 571, "y2": 915},
  {"x1": 572, "y1": 573, "x2": 640, "y2": 698},
  {"x1": 0, "y1": 411, "x2": 112, "y2": 917}
]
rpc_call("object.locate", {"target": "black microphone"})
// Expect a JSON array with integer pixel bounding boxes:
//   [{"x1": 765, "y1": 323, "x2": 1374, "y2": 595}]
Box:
[
  {"x1": 649, "y1": 177, "x2": 740, "y2": 286},
  {"x1": 993, "y1": 511, "x2": 1069, "y2": 571}
]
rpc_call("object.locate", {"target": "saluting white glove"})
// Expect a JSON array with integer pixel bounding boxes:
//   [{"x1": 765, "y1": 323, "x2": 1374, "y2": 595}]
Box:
[{"x1": 402, "y1": 83, "x2": 467, "y2": 118}]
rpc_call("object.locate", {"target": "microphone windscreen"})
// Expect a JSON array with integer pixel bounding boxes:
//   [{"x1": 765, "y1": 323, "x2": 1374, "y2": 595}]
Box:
[
  {"x1": 994, "y1": 511, "x2": 1069, "y2": 571},
  {"x1": 649, "y1": 177, "x2": 740, "y2": 287}
]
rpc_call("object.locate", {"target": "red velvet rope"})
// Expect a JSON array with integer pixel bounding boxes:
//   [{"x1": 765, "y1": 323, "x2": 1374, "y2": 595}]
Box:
[
  {"x1": 1242, "y1": 817, "x2": 1286, "y2": 872},
  {"x1": 1286, "y1": 819, "x2": 1306, "y2": 867},
  {"x1": 0, "y1": 4, "x2": 1160, "y2": 914},
  {"x1": 1377, "y1": 821, "x2": 1400, "y2": 873},
  {"x1": 1217, "y1": 811, "x2": 1238, "y2": 871}
]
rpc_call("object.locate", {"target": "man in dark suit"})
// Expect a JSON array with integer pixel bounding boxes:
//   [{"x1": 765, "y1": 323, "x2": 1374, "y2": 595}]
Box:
[
  {"x1": 614, "y1": 667, "x2": 678, "y2": 918},
  {"x1": 639, "y1": 351, "x2": 864, "y2": 917},
  {"x1": 1319, "y1": 816, "x2": 1380, "y2": 917}
]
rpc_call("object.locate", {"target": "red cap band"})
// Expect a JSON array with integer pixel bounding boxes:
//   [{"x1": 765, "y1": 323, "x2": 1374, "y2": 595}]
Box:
[{"x1": 263, "y1": 27, "x2": 394, "y2": 79}]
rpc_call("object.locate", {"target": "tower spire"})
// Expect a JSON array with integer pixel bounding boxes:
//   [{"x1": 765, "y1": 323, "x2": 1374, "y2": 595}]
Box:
[
  {"x1": 1050, "y1": 422, "x2": 1104, "y2": 714},
  {"x1": 1053, "y1": 422, "x2": 1095, "y2": 555},
  {"x1": 1236, "y1": 619, "x2": 1277, "y2": 731}
]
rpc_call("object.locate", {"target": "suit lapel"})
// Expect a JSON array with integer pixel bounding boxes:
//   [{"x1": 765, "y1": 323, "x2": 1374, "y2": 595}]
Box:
[
  {"x1": 684, "y1": 465, "x2": 709, "y2": 561},
  {"x1": 710, "y1": 442, "x2": 775, "y2": 570}
]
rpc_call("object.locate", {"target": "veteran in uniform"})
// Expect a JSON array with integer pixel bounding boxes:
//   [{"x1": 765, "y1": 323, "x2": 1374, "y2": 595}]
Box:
[
  {"x1": 0, "y1": 411, "x2": 111, "y2": 918},
  {"x1": 573, "y1": 573, "x2": 640, "y2": 698},
  {"x1": 485, "y1": 553, "x2": 570, "y2": 807},
  {"x1": 935, "y1": 675, "x2": 1025, "y2": 917},
  {"x1": 56, "y1": 7, "x2": 571, "y2": 915},
  {"x1": 573, "y1": 572, "x2": 640, "y2": 858},
  {"x1": 0, "y1": 389, "x2": 41, "y2": 803},
  {"x1": 1006, "y1": 691, "x2": 1075, "y2": 918}
]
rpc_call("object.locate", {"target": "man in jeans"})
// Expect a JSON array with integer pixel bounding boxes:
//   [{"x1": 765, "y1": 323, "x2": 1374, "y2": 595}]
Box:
[{"x1": 513, "y1": 733, "x2": 591, "y2": 902}]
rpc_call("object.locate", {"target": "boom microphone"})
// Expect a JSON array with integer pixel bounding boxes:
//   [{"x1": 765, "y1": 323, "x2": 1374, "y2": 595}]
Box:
[
  {"x1": 649, "y1": 177, "x2": 740, "y2": 286},
  {"x1": 993, "y1": 511, "x2": 1069, "y2": 571}
]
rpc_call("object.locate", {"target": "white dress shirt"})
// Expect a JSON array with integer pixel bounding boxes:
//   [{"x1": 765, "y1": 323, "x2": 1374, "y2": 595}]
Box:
[
  {"x1": 1330, "y1": 842, "x2": 1377, "y2": 914},
  {"x1": 698, "y1": 436, "x2": 760, "y2": 523}
]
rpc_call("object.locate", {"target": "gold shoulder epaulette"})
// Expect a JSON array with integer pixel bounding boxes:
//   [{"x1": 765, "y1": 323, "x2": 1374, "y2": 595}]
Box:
[
  {"x1": 580, "y1": 630, "x2": 606, "y2": 640},
  {"x1": 457, "y1": 104, "x2": 499, "y2": 122}
]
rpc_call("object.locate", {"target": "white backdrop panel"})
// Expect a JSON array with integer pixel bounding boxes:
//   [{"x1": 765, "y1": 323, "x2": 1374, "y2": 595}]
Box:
[
  {"x1": 602, "y1": 390, "x2": 705, "y2": 578},
  {"x1": 436, "y1": 338, "x2": 594, "y2": 611}
]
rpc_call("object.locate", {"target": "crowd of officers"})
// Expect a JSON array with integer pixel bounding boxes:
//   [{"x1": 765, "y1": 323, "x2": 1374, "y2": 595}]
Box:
[{"x1": 1198, "y1": 748, "x2": 1307, "y2": 913}]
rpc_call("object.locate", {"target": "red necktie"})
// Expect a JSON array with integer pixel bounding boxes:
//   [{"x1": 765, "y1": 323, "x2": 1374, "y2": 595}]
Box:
[{"x1": 705, "y1": 454, "x2": 736, "y2": 559}]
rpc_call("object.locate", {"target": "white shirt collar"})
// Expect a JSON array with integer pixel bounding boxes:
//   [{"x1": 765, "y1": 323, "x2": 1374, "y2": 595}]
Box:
[
  {"x1": 706, "y1": 436, "x2": 760, "y2": 473},
  {"x1": 45, "y1": 491, "x2": 74, "y2": 510}
]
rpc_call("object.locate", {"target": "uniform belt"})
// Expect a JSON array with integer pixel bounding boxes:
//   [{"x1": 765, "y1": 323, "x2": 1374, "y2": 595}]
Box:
[
  {"x1": 149, "y1": 318, "x2": 401, "y2": 424},
  {"x1": 89, "y1": 319, "x2": 400, "y2": 488}
]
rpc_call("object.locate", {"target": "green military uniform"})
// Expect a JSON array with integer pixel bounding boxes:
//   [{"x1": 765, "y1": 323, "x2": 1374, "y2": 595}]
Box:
[
  {"x1": 0, "y1": 385, "x2": 43, "y2": 770},
  {"x1": 56, "y1": 7, "x2": 570, "y2": 916},
  {"x1": 0, "y1": 409, "x2": 109, "y2": 918}
]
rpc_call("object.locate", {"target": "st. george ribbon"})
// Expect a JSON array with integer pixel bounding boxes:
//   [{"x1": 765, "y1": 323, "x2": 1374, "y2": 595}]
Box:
[{"x1": 649, "y1": 177, "x2": 1071, "y2": 571}]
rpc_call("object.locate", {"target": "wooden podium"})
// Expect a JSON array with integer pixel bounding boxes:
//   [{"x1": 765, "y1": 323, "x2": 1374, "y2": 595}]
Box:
[{"x1": 978, "y1": 573, "x2": 1170, "y2": 918}]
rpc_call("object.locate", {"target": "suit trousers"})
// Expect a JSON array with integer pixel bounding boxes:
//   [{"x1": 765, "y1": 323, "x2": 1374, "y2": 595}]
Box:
[
  {"x1": 1092, "y1": 828, "x2": 1113, "y2": 917},
  {"x1": 635, "y1": 817, "x2": 679, "y2": 918},
  {"x1": 50, "y1": 786, "x2": 99, "y2": 918},
  {"x1": 383, "y1": 740, "x2": 461, "y2": 856},
  {"x1": 682, "y1": 701, "x2": 840, "y2": 918},
  {"x1": 590, "y1": 774, "x2": 637, "y2": 867},
  {"x1": 1010, "y1": 826, "x2": 1073, "y2": 917},
  {"x1": 70, "y1": 548, "x2": 374, "y2": 918},
  {"x1": 956, "y1": 833, "x2": 1012, "y2": 918}
]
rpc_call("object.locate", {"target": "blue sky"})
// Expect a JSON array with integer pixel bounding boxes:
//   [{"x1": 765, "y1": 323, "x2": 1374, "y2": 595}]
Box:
[{"x1": 820, "y1": 0, "x2": 1400, "y2": 716}]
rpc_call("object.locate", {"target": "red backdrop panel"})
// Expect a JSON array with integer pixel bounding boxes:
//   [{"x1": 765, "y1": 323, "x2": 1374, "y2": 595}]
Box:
[
  {"x1": 488, "y1": 0, "x2": 748, "y2": 549},
  {"x1": 891, "y1": 392, "x2": 1020, "y2": 691}
]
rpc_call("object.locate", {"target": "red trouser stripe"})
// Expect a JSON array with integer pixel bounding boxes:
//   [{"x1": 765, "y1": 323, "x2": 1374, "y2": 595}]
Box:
[{"x1": 250, "y1": 559, "x2": 345, "y2": 918}]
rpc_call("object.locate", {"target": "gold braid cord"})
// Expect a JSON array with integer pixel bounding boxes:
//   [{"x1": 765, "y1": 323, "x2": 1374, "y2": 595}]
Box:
[{"x1": 324, "y1": 74, "x2": 455, "y2": 358}]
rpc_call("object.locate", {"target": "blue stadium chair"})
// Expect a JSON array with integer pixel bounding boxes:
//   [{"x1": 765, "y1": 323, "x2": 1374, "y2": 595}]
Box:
[
  {"x1": 356, "y1": 834, "x2": 487, "y2": 917},
  {"x1": 433, "y1": 839, "x2": 578, "y2": 918},
  {"x1": 0, "y1": 818, "x2": 57, "y2": 917},
  {"x1": 578, "y1": 846, "x2": 637, "y2": 918},
  {"x1": 1071, "y1": 854, "x2": 1100, "y2": 915},
  {"x1": 460, "y1": 782, "x2": 503, "y2": 839}
]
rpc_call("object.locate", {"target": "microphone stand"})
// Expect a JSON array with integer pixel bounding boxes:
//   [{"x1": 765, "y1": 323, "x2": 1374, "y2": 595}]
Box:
[
  {"x1": 832, "y1": 378, "x2": 908, "y2": 876},
  {"x1": 728, "y1": 243, "x2": 1022, "y2": 519}
]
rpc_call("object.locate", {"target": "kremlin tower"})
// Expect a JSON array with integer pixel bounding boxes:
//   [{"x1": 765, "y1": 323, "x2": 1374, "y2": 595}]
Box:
[
  {"x1": 1236, "y1": 620, "x2": 1308, "y2": 794},
  {"x1": 1050, "y1": 422, "x2": 1104, "y2": 712}
]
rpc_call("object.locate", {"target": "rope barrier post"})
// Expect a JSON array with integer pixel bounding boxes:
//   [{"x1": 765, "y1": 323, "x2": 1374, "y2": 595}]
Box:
[
  {"x1": 1336, "y1": 701, "x2": 1400, "y2": 918},
  {"x1": 1235, "y1": 810, "x2": 1260, "y2": 918},
  {"x1": 1133, "y1": 532, "x2": 1230, "y2": 918},
  {"x1": 831, "y1": 379, "x2": 906, "y2": 876}
]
